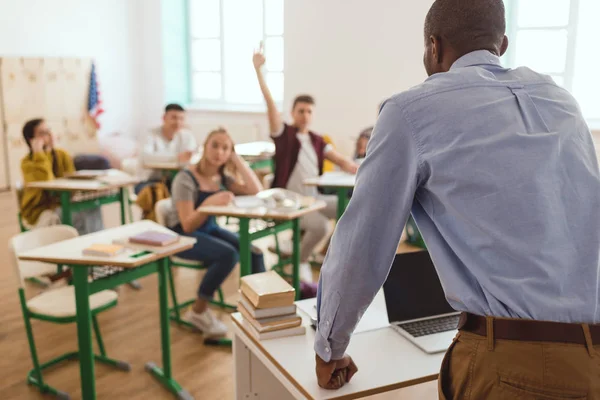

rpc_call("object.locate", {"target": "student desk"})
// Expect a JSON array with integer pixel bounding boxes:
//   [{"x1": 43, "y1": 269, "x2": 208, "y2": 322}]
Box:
[
  {"x1": 18, "y1": 220, "x2": 196, "y2": 400},
  {"x1": 234, "y1": 141, "x2": 275, "y2": 171},
  {"x1": 304, "y1": 172, "x2": 356, "y2": 220},
  {"x1": 197, "y1": 199, "x2": 326, "y2": 297},
  {"x1": 231, "y1": 287, "x2": 442, "y2": 399},
  {"x1": 143, "y1": 141, "x2": 274, "y2": 178},
  {"x1": 25, "y1": 170, "x2": 138, "y2": 226}
]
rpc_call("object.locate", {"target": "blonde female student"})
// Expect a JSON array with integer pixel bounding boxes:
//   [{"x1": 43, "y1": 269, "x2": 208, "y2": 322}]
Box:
[
  {"x1": 165, "y1": 128, "x2": 265, "y2": 336},
  {"x1": 20, "y1": 118, "x2": 104, "y2": 234}
]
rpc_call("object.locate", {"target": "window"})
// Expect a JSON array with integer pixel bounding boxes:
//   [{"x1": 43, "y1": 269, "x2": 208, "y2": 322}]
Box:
[
  {"x1": 504, "y1": 0, "x2": 600, "y2": 127},
  {"x1": 188, "y1": 0, "x2": 284, "y2": 111}
]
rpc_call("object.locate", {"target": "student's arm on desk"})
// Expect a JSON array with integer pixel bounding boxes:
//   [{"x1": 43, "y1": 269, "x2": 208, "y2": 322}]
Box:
[
  {"x1": 173, "y1": 172, "x2": 234, "y2": 233},
  {"x1": 315, "y1": 99, "x2": 421, "y2": 365},
  {"x1": 325, "y1": 148, "x2": 359, "y2": 174}
]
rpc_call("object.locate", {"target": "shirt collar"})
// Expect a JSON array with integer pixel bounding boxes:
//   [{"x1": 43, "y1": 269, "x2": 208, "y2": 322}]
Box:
[{"x1": 450, "y1": 50, "x2": 502, "y2": 70}]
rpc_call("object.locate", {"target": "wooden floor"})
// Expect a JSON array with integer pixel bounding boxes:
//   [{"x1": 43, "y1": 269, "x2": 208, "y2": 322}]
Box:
[{"x1": 0, "y1": 191, "x2": 437, "y2": 400}]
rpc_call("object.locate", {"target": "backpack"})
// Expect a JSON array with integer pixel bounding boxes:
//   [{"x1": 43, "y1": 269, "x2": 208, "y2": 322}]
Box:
[{"x1": 135, "y1": 182, "x2": 170, "y2": 222}]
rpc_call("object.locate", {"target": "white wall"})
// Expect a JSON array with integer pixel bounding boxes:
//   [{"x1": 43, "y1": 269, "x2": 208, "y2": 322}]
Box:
[
  {"x1": 284, "y1": 0, "x2": 434, "y2": 155},
  {"x1": 0, "y1": 0, "x2": 138, "y2": 137},
  {"x1": 133, "y1": 0, "x2": 434, "y2": 156}
]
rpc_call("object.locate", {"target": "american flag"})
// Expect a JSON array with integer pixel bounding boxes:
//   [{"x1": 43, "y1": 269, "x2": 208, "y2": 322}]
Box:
[{"x1": 88, "y1": 62, "x2": 104, "y2": 128}]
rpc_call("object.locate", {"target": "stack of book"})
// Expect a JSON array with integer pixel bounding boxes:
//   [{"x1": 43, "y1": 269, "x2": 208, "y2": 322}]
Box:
[{"x1": 238, "y1": 271, "x2": 305, "y2": 340}]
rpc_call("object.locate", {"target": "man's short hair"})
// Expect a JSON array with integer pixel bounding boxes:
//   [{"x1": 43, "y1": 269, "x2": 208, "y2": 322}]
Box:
[
  {"x1": 165, "y1": 103, "x2": 185, "y2": 113},
  {"x1": 292, "y1": 95, "x2": 315, "y2": 110},
  {"x1": 424, "y1": 0, "x2": 506, "y2": 55}
]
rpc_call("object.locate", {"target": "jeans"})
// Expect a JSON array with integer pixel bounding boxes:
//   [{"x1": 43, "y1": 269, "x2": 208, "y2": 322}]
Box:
[{"x1": 174, "y1": 226, "x2": 265, "y2": 300}]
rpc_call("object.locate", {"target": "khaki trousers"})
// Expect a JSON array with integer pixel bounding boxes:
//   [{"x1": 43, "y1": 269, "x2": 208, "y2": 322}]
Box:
[{"x1": 439, "y1": 330, "x2": 600, "y2": 399}]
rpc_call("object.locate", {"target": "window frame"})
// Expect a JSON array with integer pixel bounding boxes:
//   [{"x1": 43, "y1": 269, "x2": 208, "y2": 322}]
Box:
[{"x1": 186, "y1": 0, "x2": 284, "y2": 113}]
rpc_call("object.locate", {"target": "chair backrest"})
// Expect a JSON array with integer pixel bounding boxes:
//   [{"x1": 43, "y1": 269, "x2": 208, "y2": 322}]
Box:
[
  {"x1": 154, "y1": 198, "x2": 173, "y2": 227},
  {"x1": 9, "y1": 225, "x2": 79, "y2": 288}
]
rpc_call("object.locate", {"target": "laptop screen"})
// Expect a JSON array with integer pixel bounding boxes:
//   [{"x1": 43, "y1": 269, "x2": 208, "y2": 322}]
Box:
[{"x1": 383, "y1": 251, "x2": 455, "y2": 323}]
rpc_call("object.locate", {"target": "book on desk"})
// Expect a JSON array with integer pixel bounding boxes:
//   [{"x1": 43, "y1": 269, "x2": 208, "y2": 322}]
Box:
[{"x1": 239, "y1": 271, "x2": 306, "y2": 340}]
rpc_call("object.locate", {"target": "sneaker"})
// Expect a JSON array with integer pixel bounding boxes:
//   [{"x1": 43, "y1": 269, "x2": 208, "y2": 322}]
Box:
[
  {"x1": 300, "y1": 262, "x2": 314, "y2": 283},
  {"x1": 185, "y1": 308, "x2": 228, "y2": 337}
]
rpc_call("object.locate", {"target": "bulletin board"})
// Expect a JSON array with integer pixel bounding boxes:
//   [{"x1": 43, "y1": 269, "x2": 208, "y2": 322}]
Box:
[{"x1": 0, "y1": 57, "x2": 99, "y2": 190}]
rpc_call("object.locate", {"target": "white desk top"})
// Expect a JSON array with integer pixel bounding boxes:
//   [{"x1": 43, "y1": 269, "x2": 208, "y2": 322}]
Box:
[
  {"x1": 235, "y1": 141, "x2": 275, "y2": 159},
  {"x1": 25, "y1": 169, "x2": 138, "y2": 192},
  {"x1": 232, "y1": 291, "x2": 443, "y2": 400},
  {"x1": 18, "y1": 221, "x2": 195, "y2": 268},
  {"x1": 143, "y1": 142, "x2": 273, "y2": 170},
  {"x1": 198, "y1": 199, "x2": 326, "y2": 221},
  {"x1": 304, "y1": 172, "x2": 356, "y2": 189}
]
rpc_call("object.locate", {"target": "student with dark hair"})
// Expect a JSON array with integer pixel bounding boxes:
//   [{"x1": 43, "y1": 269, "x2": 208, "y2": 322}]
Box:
[
  {"x1": 136, "y1": 103, "x2": 198, "y2": 193},
  {"x1": 20, "y1": 118, "x2": 104, "y2": 234},
  {"x1": 253, "y1": 43, "x2": 359, "y2": 283}
]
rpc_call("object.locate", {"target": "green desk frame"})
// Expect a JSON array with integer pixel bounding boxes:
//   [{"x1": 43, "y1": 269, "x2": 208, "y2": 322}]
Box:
[
  {"x1": 237, "y1": 218, "x2": 301, "y2": 298},
  {"x1": 72, "y1": 257, "x2": 192, "y2": 400},
  {"x1": 57, "y1": 187, "x2": 129, "y2": 226}
]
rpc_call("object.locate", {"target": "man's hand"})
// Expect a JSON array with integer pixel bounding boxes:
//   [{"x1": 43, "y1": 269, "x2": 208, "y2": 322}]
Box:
[
  {"x1": 178, "y1": 151, "x2": 193, "y2": 163},
  {"x1": 252, "y1": 41, "x2": 266, "y2": 71},
  {"x1": 342, "y1": 160, "x2": 359, "y2": 175},
  {"x1": 315, "y1": 354, "x2": 358, "y2": 390},
  {"x1": 30, "y1": 137, "x2": 46, "y2": 154}
]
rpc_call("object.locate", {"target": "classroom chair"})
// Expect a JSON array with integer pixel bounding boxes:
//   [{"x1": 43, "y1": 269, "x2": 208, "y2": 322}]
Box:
[
  {"x1": 9, "y1": 225, "x2": 130, "y2": 399},
  {"x1": 154, "y1": 199, "x2": 236, "y2": 332}
]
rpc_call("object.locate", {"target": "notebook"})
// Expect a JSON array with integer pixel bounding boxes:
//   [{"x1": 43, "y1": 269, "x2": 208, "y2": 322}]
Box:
[
  {"x1": 129, "y1": 231, "x2": 180, "y2": 247},
  {"x1": 65, "y1": 170, "x2": 107, "y2": 180},
  {"x1": 83, "y1": 244, "x2": 125, "y2": 257},
  {"x1": 238, "y1": 292, "x2": 297, "y2": 319},
  {"x1": 240, "y1": 271, "x2": 296, "y2": 309}
]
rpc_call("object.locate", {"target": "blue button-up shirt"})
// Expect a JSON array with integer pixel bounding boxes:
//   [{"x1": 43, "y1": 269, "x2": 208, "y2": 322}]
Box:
[{"x1": 315, "y1": 50, "x2": 600, "y2": 362}]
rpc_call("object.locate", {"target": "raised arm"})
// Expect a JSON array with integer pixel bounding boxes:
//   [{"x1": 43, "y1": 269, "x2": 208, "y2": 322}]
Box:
[{"x1": 253, "y1": 43, "x2": 282, "y2": 136}]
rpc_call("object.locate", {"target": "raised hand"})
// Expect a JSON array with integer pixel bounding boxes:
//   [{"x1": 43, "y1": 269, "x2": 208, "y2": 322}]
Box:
[{"x1": 252, "y1": 41, "x2": 266, "y2": 70}]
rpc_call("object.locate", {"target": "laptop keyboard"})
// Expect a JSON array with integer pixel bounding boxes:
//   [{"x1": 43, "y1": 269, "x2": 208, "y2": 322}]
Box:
[{"x1": 397, "y1": 315, "x2": 460, "y2": 338}]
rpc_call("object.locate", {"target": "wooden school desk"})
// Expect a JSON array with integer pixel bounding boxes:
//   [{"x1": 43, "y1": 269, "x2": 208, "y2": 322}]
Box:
[
  {"x1": 304, "y1": 172, "x2": 356, "y2": 220},
  {"x1": 231, "y1": 289, "x2": 442, "y2": 399},
  {"x1": 197, "y1": 199, "x2": 326, "y2": 297},
  {"x1": 25, "y1": 169, "x2": 138, "y2": 226},
  {"x1": 18, "y1": 221, "x2": 197, "y2": 400}
]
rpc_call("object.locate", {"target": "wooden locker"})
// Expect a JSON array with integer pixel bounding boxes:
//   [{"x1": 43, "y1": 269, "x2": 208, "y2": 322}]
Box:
[
  {"x1": 5, "y1": 122, "x2": 29, "y2": 187},
  {"x1": 0, "y1": 58, "x2": 46, "y2": 124},
  {"x1": 43, "y1": 58, "x2": 67, "y2": 120},
  {"x1": 62, "y1": 58, "x2": 91, "y2": 119},
  {"x1": 0, "y1": 66, "x2": 8, "y2": 190}
]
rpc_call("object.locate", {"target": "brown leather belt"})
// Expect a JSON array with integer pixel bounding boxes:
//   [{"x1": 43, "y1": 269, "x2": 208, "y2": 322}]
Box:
[{"x1": 458, "y1": 312, "x2": 600, "y2": 345}]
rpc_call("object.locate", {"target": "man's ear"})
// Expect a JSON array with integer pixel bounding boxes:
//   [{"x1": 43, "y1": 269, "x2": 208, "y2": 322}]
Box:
[
  {"x1": 500, "y1": 35, "x2": 509, "y2": 57},
  {"x1": 432, "y1": 36, "x2": 443, "y2": 65}
]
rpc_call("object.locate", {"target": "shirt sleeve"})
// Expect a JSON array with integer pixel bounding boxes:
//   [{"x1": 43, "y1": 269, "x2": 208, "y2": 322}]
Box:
[
  {"x1": 21, "y1": 152, "x2": 55, "y2": 182},
  {"x1": 270, "y1": 123, "x2": 286, "y2": 138},
  {"x1": 324, "y1": 144, "x2": 333, "y2": 154},
  {"x1": 171, "y1": 172, "x2": 196, "y2": 203},
  {"x1": 182, "y1": 130, "x2": 198, "y2": 153},
  {"x1": 314, "y1": 99, "x2": 423, "y2": 361}
]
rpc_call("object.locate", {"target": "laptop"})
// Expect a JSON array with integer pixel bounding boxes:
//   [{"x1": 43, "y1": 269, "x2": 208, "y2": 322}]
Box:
[{"x1": 383, "y1": 250, "x2": 460, "y2": 354}]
